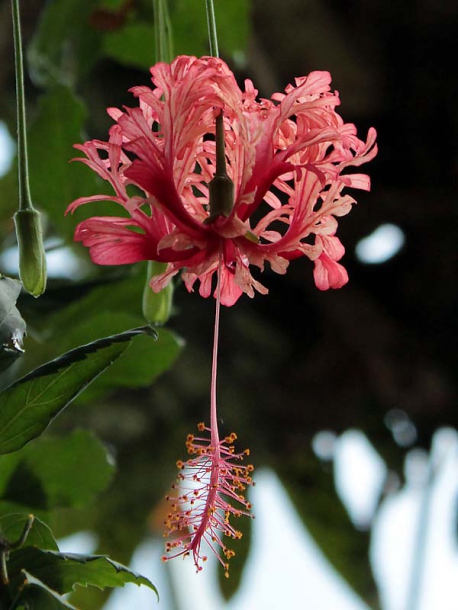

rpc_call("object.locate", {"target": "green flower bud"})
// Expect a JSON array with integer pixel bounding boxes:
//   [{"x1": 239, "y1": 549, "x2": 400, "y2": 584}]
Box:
[
  {"x1": 14, "y1": 208, "x2": 47, "y2": 297},
  {"x1": 142, "y1": 261, "x2": 173, "y2": 325}
]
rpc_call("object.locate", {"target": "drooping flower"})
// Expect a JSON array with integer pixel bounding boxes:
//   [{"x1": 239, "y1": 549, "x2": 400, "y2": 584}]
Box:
[
  {"x1": 67, "y1": 55, "x2": 377, "y2": 306},
  {"x1": 162, "y1": 423, "x2": 254, "y2": 575}
]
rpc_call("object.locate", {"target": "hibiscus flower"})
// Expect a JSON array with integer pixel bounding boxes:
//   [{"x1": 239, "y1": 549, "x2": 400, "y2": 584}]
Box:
[{"x1": 67, "y1": 55, "x2": 377, "y2": 306}]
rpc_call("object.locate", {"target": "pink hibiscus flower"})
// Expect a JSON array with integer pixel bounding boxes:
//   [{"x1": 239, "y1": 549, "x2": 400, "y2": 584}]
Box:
[{"x1": 67, "y1": 55, "x2": 377, "y2": 306}]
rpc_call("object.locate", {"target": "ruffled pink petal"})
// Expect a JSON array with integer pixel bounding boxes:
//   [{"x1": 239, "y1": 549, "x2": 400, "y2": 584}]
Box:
[
  {"x1": 66, "y1": 194, "x2": 124, "y2": 215},
  {"x1": 313, "y1": 251, "x2": 349, "y2": 290},
  {"x1": 218, "y1": 266, "x2": 244, "y2": 306},
  {"x1": 74, "y1": 217, "x2": 158, "y2": 265}
]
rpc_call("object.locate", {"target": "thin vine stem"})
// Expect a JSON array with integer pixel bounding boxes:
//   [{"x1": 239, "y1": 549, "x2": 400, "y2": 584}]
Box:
[
  {"x1": 153, "y1": 0, "x2": 173, "y2": 64},
  {"x1": 11, "y1": 0, "x2": 33, "y2": 211},
  {"x1": 205, "y1": 0, "x2": 219, "y2": 58}
]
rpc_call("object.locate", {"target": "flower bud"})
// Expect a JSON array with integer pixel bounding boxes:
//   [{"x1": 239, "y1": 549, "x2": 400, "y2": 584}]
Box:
[
  {"x1": 14, "y1": 209, "x2": 47, "y2": 297},
  {"x1": 142, "y1": 261, "x2": 173, "y2": 325}
]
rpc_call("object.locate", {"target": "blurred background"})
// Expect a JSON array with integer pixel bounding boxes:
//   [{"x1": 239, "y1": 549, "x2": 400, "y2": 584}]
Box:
[{"x1": 0, "y1": 0, "x2": 457, "y2": 608}]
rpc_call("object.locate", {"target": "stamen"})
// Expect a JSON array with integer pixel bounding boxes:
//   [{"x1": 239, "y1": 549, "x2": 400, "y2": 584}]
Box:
[{"x1": 162, "y1": 423, "x2": 254, "y2": 573}]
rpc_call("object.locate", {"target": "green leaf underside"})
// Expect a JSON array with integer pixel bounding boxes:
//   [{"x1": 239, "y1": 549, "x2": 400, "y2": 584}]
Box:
[
  {"x1": 8, "y1": 548, "x2": 157, "y2": 598},
  {"x1": 0, "y1": 430, "x2": 115, "y2": 512},
  {"x1": 0, "y1": 326, "x2": 156, "y2": 455},
  {"x1": 15, "y1": 571, "x2": 78, "y2": 609},
  {"x1": 0, "y1": 514, "x2": 58, "y2": 551},
  {"x1": 0, "y1": 276, "x2": 26, "y2": 371}
]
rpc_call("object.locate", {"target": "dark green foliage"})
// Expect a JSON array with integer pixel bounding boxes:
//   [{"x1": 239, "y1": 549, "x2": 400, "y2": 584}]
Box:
[
  {"x1": 0, "y1": 515, "x2": 157, "y2": 609},
  {"x1": 0, "y1": 431, "x2": 115, "y2": 513},
  {"x1": 0, "y1": 327, "x2": 155, "y2": 454},
  {"x1": 8, "y1": 549, "x2": 157, "y2": 599},
  {"x1": 0, "y1": 277, "x2": 26, "y2": 372}
]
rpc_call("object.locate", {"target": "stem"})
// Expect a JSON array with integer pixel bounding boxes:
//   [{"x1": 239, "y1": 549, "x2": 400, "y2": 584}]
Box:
[
  {"x1": 205, "y1": 0, "x2": 219, "y2": 58},
  {"x1": 0, "y1": 549, "x2": 8, "y2": 585},
  {"x1": 203, "y1": 1, "x2": 234, "y2": 221},
  {"x1": 210, "y1": 252, "x2": 223, "y2": 446},
  {"x1": 11, "y1": 0, "x2": 33, "y2": 212},
  {"x1": 9, "y1": 515, "x2": 34, "y2": 550},
  {"x1": 0, "y1": 515, "x2": 34, "y2": 586},
  {"x1": 153, "y1": 0, "x2": 173, "y2": 64},
  {"x1": 145, "y1": 0, "x2": 173, "y2": 322}
]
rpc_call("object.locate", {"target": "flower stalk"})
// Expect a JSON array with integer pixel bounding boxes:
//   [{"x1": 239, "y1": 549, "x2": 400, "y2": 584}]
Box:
[
  {"x1": 11, "y1": 0, "x2": 31, "y2": 214},
  {"x1": 153, "y1": 0, "x2": 173, "y2": 64},
  {"x1": 11, "y1": 0, "x2": 47, "y2": 297},
  {"x1": 205, "y1": 0, "x2": 219, "y2": 58},
  {"x1": 142, "y1": 0, "x2": 174, "y2": 323}
]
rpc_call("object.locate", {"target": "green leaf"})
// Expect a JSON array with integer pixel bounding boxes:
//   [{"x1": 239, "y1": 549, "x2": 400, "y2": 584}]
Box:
[
  {"x1": 0, "y1": 514, "x2": 58, "y2": 551},
  {"x1": 27, "y1": 85, "x2": 114, "y2": 242},
  {"x1": 0, "y1": 326, "x2": 156, "y2": 454},
  {"x1": 102, "y1": 0, "x2": 250, "y2": 69},
  {"x1": 102, "y1": 22, "x2": 155, "y2": 70},
  {"x1": 0, "y1": 431, "x2": 115, "y2": 512},
  {"x1": 27, "y1": 0, "x2": 101, "y2": 87},
  {"x1": 13, "y1": 571, "x2": 78, "y2": 609},
  {"x1": 0, "y1": 276, "x2": 26, "y2": 372},
  {"x1": 34, "y1": 271, "x2": 183, "y2": 399},
  {"x1": 88, "y1": 322, "x2": 182, "y2": 393},
  {"x1": 8, "y1": 548, "x2": 157, "y2": 598},
  {"x1": 172, "y1": 0, "x2": 250, "y2": 59}
]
